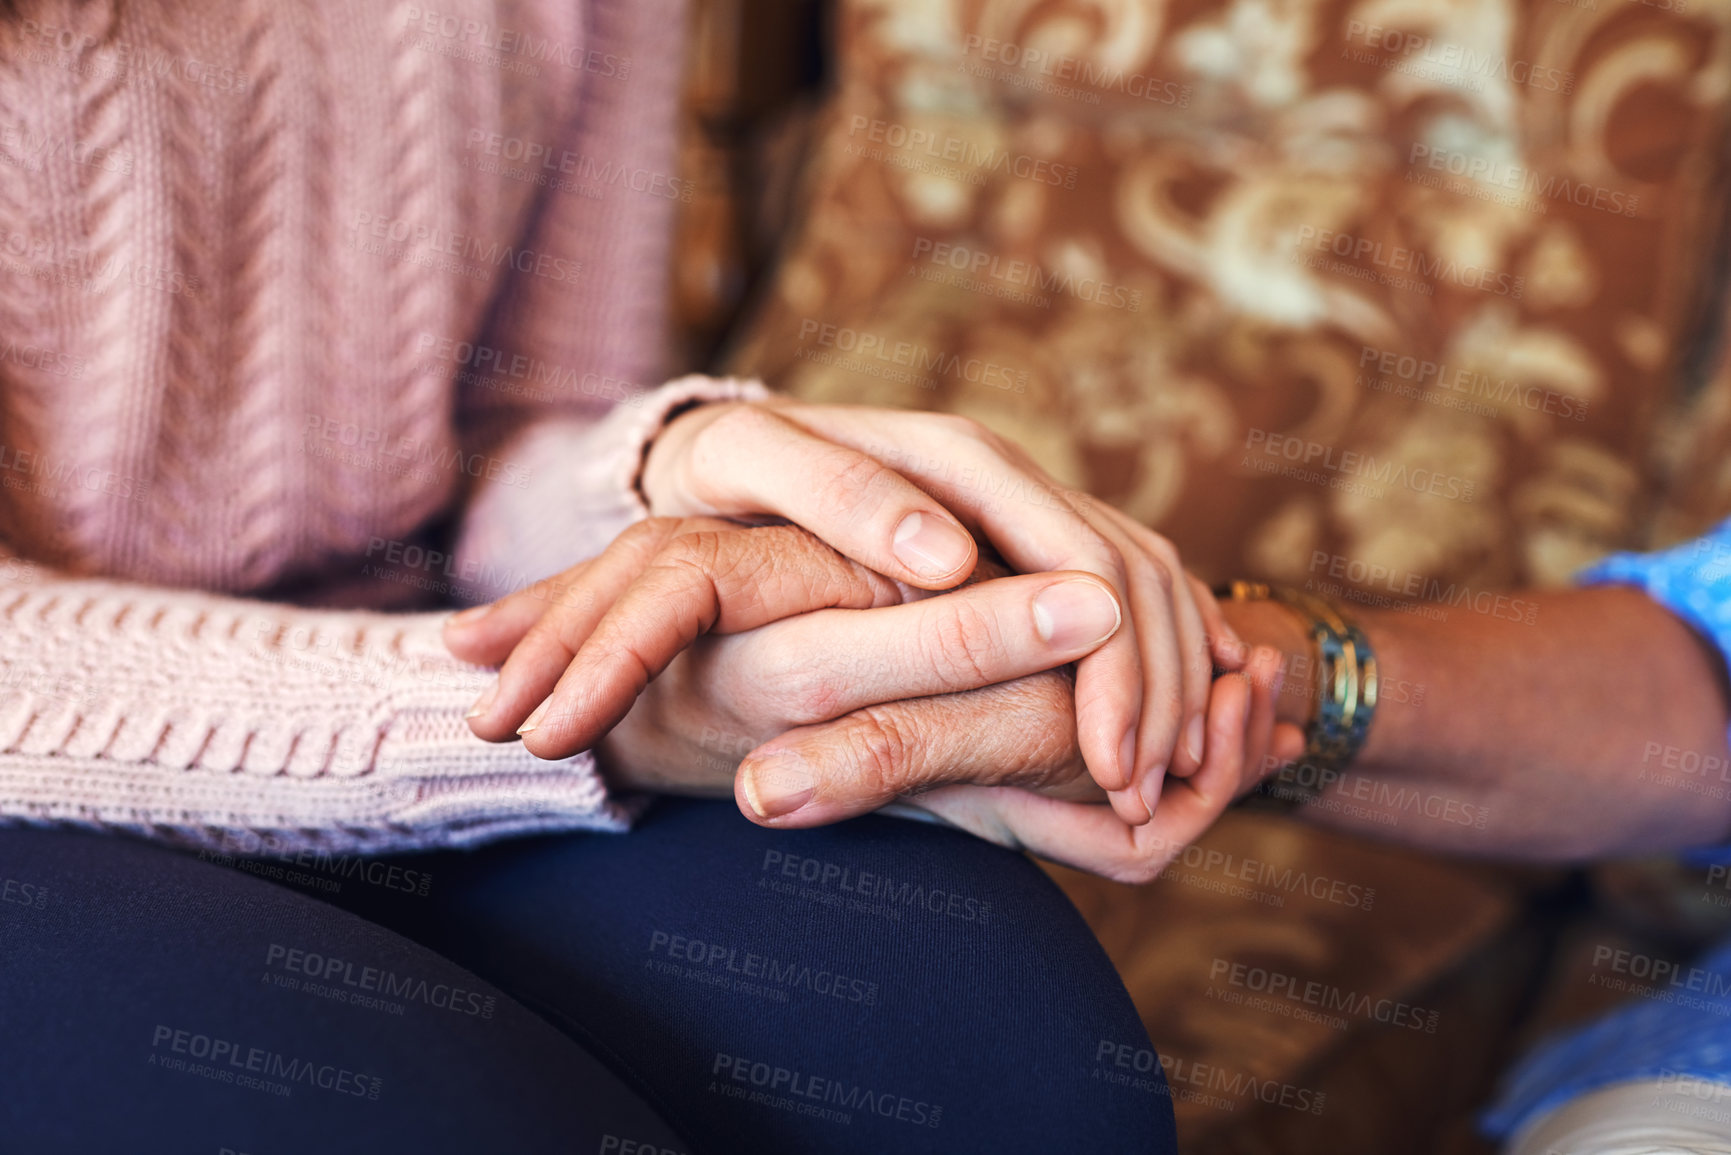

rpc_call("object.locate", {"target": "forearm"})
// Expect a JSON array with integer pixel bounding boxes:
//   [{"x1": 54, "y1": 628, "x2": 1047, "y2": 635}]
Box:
[{"x1": 1223, "y1": 587, "x2": 1731, "y2": 859}]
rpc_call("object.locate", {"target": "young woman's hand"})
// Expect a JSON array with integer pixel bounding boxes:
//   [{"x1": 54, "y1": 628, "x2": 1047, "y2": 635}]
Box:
[{"x1": 564, "y1": 397, "x2": 1246, "y2": 822}]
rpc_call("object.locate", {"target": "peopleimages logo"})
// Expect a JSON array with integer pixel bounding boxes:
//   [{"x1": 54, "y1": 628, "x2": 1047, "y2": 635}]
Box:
[
  {"x1": 401, "y1": 7, "x2": 630, "y2": 78},
  {"x1": 0, "y1": 226, "x2": 203, "y2": 298},
  {"x1": 710, "y1": 1052, "x2": 942, "y2": 1128},
  {"x1": 0, "y1": 443, "x2": 149, "y2": 504},
  {"x1": 647, "y1": 930, "x2": 879, "y2": 1005},
  {"x1": 264, "y1": 943, "x2": 498, "y2": 1018},
  {"x1": 461, "y1": 129, "x2": 689, "y2": 202},
  {"x1": 795, "y1": 319, "x2": 1028, "y2": 393},
  {"x1": 1157, "y1": 844, "x2": 1376, "y2": 909},
  {"x1": 959, "y1": 35, "x2": 1190, "y2": 107},
  {"x1": 0, "y1": 875, "x2": 47, "y2": 909},
  {"x1": 1408, "y1": 143, "x2": 1639, "y2": 217},
  {"x1": 1209, "y1": 959, "x2": 1441, "y2": 1033},
  {"x1": 846, "y1": 116, "x2": 1079, "y2": 189},
  {"x1": 415, "y1": 332, "x2": 644, "y2": 408},
  {"x1": 0, "y1": 125, "x2": 132, "y2": 175},
  {"x1": 1643, "y1": 742, "x2": 1731, "y2": 782},
  {"x1": 1307, "y1": 550, "x2": 1541, "y2": 626},
  {"x1": 208, "y1": 830, "x2": 433, "y2": 896},
  {"x1": 599, "y1": 1139, "x2": 685, "y2": 1155},
  {"x1": 1243, "y1": 428, "x2": 1477, "y2": 502},
  {"x1": 17, "y1": 19, "x2": 253, "y2": 93},
  {"x1": 149, "y1": 1025, "x2": 384, "y2": 1099},
  {"x1": 910, "y1": 237, "x2": 1140, "y2": 311},
  {"x1": 0, "y1": 338, "x2": 86, "y2": 379},
  {"x1": 1591, "y1": 946, "x2": 1731, "y2": 999},
  {"x1": 348, "y1": 211, "x2": 583, "y2": 286},
  {"x1": 306, "y1": 414, "x2": 534, "y2": 488},
  {"x1": 1294, "y1": 225, "x2": 1523, "y2": 298},
  {"x1": 1092, "y1": 1041, "x2": 1329, "y2": 1114},
  {"x1": 1357, "y1": 345, "x2": 1588, "y2": 421},
  {"x1": 759, "y1": 849, "x2": 991, "y2": 922},
  {"x1": 1343, "y1": 21, "x2": 1575, "y2": 93}
]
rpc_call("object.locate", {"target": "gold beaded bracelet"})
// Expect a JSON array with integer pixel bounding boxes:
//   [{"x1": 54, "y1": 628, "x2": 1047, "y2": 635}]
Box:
[{"x1": 1216, "y1": 581, "x2": 1379, "y2": 810}]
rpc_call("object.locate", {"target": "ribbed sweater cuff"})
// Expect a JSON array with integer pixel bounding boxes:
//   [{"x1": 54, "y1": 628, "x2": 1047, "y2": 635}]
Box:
[
  {"x1": 0, "y1": 576, "x2": 639, "y2": 854},
  {"x1": 451, "y1": 375, "x2": 773, "y2": 603}
]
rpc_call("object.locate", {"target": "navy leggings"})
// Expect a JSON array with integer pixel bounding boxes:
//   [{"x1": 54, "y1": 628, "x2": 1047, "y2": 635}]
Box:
[{"x1": 0, "y1": 799, "x2": 1175, "y2": 1154}]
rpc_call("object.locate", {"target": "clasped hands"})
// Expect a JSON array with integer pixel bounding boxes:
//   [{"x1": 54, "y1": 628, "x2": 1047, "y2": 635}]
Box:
[{"x1": 446, "y1": 398, "x2": 1303, "y2": 881}]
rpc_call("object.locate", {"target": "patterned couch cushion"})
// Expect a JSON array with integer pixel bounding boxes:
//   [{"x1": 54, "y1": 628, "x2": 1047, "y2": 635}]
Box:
[
  {"x1": 1044, "y1": 810, "x2": 1539, "y2": 1151},
  {"x1": 728, "y1": 0, "x2": 1731, "y2": 593},
  {"x1": 719, "y1": 2, "x2": 1731, "y2": 1147},
  {"x1": 1649, "y1": 275, "x2": 1731, "y2": 546}
]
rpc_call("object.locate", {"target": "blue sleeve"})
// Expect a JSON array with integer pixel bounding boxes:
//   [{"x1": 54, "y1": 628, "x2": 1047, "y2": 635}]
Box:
[
  {"x1": 1481, "y1": 939, "x2": 1731, "y2": 1141},
  {"x1": 1577, "y1": 517, "x2": 1731, "y2": 868},
  {"x1": 1481, "y1": 519, "x2": 1731, "y2": 1142}
]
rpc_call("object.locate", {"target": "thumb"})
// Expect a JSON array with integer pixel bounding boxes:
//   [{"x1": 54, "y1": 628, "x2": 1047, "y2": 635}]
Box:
[{"x1": 735, "y1": 677, "x2": 1087, "y2": 827}]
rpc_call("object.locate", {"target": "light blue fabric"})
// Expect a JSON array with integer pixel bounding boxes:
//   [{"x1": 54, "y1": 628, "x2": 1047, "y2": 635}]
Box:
[
  {"x1": 1482, "y1": 518, "x2": 1731, "y2": 1142},
  {"x1": 1480, "y1": 939, "x2": 1731, "y2": 1140}
]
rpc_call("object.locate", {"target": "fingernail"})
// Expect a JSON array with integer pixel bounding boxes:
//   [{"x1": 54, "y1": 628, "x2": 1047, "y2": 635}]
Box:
[
  {"x1": 893, "y1": 512, "x2": 973, "y2": 582},
  {"x1": 1185, "y1": 714, "x2": 1206, "y2": 765},
  {"x1": 1219, "y1": 632, "x2": 1247, "y2": 666},
  {"x1": 1110, "y1": 787, "x2": 1152, "y2": 826},
  {"x1": 1033, "y1": 579, "x2": 1122, "y2": 650},
  {"x1": 466, "y1": 682, "x2": 498, "y2": 720},
  {"x1": 1139, "y1": 764, "x2": 1166, "y2": 818},
  {"x1": 1119, "y1": 727, "x2": 1139, "y2": 787},
  {"x1": 449, "y1": 604, "x2": 493, "y2": 627},
  {"x1": 517, "y1": 697, "x2": 550, "y2": 735},
  {"x1": 742, "y1": 752, "x2": 816, "y2": 819}
]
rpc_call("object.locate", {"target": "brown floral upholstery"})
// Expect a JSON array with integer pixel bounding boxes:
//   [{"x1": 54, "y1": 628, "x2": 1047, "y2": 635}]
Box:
[
  {"x1": 1653, "y1": 283, "x2": 1731, "y2": 546},
  {"x1": 1044, "y1": 812, "x2": 1543, "y2": 1152},
  {"x1": 727, "y1": 0, "x2": 1731, "y2": 592},
  {"x1": 712, "y1": 0, "x2": 1731, "y2": 1148}
]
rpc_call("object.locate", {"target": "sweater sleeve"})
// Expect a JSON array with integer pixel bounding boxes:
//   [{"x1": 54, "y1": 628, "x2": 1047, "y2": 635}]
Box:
[
  {"x1": 449, "y1": 374, "x2": 771, "y2": 603},
  {"x1": 0, "y1": 555, "x2": 646, "y2": 854},
  {"x1": 446, "y1": 0, "x2": 780, "y2": 602}
]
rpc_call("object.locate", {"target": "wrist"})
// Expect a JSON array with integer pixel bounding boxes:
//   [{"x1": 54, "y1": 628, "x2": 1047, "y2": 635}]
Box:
[
  {"x1": 1221, "y1": 597, "x2": 1315, "y2": 729},
  {"x1": 639, "y1": 400, "x2": 724, "y2": 514}
]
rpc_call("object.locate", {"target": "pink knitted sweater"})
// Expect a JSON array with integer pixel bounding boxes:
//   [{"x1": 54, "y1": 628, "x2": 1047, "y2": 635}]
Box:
[{"x1": 0, "y1": 0, "x2": 764, "y2": 852}]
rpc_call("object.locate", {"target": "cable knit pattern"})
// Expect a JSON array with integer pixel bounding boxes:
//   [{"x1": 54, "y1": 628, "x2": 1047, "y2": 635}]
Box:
[
  {"x1": 0, "y1": 0, "x2": 748, "y2": 852},
  {"x1": 0, "y1": 567, "x2": 642, "y2": 851}
]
